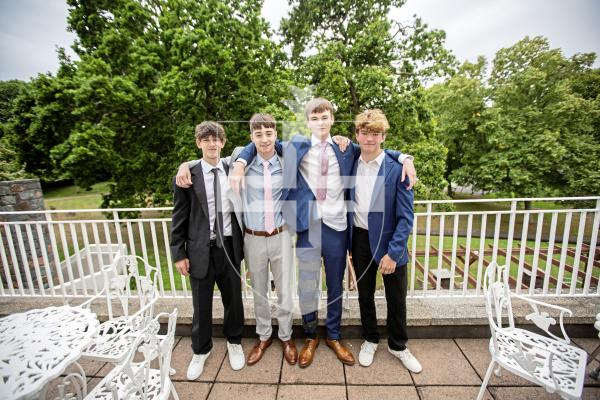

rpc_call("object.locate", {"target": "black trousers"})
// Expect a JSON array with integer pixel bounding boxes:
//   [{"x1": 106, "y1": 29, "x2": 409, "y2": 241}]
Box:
[
  {"x1": 352, "y1": 227, "x2": 408, "y2": 351},
  {"x1": 190, "y1": 237, "x2": 244, "y2": 354}
]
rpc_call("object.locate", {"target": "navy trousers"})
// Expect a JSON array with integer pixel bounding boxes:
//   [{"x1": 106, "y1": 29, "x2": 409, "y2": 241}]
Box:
[{"x1": 296, "y1": 220, "x2": 347, "y2": 340}]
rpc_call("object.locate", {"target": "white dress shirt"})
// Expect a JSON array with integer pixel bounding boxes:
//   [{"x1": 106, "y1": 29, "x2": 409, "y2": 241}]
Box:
[
  {"x1": 299, "y1": 135, "x2": 347, "y2": 231},
  {"x1": 353, "y1": 151, "x2": 386, "y2": 229},
  {"x1": 200, "y1": 159, "x2": 233, "y2": 238}
]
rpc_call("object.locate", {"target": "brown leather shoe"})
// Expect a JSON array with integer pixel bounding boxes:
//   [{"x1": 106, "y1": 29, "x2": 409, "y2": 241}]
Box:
[
  {"x1": 281, "y1": 339, "x2": 298, "y2": 365},
  {"x1": 326, "y1": 339, "x2": 355, "y2": 366},
  {"x1": 298, "y1": 337, "x2": 319, "y2": 368},
  {"x1": 247, "y1": 338, "x2": 273, "y2": 366}
]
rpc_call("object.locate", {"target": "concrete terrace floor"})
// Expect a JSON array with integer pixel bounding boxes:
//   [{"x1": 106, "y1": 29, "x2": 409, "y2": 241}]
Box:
[{"x1": 46, "y1": 337, "x2": 600, "y2": 400}]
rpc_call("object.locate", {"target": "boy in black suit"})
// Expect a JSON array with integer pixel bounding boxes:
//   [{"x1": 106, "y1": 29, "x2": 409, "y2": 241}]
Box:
[{"x1": 170, "y1": 121, "x2": 245, "y2": 380}]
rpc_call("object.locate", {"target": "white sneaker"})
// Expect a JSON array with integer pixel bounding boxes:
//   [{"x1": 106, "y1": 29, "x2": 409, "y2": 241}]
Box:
[
  {"x1": 187, "y1": 352, "x2": 210, "y2": 380},
  {"x1": 358, "y1": 341, "x2": 378, "y2": 367},
  {"x1": 388, "y1": 347, "x2": 422, "y2": 373},
  {"x1": 227, "y1": 342, "x2": 245, "y2": 370}
]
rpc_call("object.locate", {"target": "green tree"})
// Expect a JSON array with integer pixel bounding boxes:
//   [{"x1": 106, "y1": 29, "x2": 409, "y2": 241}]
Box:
[
  {"x1": 280, "y1": 0, "x2": 456, "y2": 199},
  {"x1": 427, "y1": 57, "x2": 488, "y2": 196},
  {"x1": 5, "y1": 52, "x2": 78, "y2": 182},
  {"x1": 12, "y1": 0, "x2": 288, "y2": 207},
  {"x1": 0, "y1": 79, "x2": 31, "y2": 180},
  {"x1": 0, "y1": 80, "x2": 27, "y2": 128},
  {"x1": 447, "y1": 37, "x2": 600, "y2": 201}
]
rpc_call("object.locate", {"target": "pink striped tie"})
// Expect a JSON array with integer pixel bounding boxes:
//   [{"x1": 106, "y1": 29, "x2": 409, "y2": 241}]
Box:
[
  {"x1": 263, "y1": 160, "x2": 275, "y2": 233},
  {"x1": 316, "y1": 141, "x2": 328, "y2": 201}
]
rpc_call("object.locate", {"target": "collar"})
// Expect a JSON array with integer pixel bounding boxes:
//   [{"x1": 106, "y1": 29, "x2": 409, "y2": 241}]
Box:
[
  {"x1": 359, "y1": 150, "x2": 385, "y2": 167},
  {"x1": 311, "y1": 134, "x2": 334, "y2": 147},
  {"x1": 201, "y1": 159, "x2": 224, "y2": 174},
  {"x1": 255, "y1": 152, "x2": 278, "y2": 167}
]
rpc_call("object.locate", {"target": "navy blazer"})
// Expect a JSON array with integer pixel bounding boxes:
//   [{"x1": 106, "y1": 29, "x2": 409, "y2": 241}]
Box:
[{"x1": 348, "y1": 152, "x2": 414, "y2": 266}]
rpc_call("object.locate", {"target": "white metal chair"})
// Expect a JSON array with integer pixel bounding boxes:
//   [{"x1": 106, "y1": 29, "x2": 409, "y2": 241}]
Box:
[
  {"x1": 477, "y1": 262, "x2": 588, "y2": 400},
  {"x1": 588, "y1": 312, "x2": 600, "y2": 380},
  {"x1": 79, "y1": 255, "x2": 159, "y2": 364},
  {"x1": 85, "y1": 308, "x2": 179, "y2": 400}
]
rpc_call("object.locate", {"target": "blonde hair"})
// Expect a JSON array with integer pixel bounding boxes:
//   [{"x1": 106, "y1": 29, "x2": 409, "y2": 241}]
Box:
[{"x1": 354, "y1": 109, "x2": 390, "y2": 133}]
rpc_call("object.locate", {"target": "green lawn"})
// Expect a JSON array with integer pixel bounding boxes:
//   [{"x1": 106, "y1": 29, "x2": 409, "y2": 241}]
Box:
[{"x1": 44, "y1": 182, "x2": 111, "y2": 210}]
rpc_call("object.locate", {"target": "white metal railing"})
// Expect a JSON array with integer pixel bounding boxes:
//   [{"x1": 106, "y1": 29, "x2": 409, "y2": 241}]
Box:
[{"x1": 0, "y1": 196, "x2": 598, "y2": 300}]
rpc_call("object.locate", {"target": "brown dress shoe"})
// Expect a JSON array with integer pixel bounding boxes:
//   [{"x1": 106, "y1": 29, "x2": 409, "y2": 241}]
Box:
[
  {"x1": 298, "y1": 337, "x2": 319, "y2": 368},
  {"x1": 281, "y1": 339, "x2": 298, "y2": 365},
  {"x1": 326, "y1": 339, "x2": 355, "y2": 366},
  {"x1": 247, "y1": 338, "x2": 273, "y2": 366}
]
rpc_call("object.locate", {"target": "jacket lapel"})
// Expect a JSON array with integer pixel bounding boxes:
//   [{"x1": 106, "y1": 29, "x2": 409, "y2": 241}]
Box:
[
  {"x1": 369, "y1": 155, "x2": 391, "y2": 212},
  {"x1": 192, "y1": 162, "x2": 209, "y2": 216},
  {"x1": 223, "y1": 161, "x2": 245, "y2": 231},
  {"x1": 349, "y1": 159, "x2": 359, "y2": 204}
]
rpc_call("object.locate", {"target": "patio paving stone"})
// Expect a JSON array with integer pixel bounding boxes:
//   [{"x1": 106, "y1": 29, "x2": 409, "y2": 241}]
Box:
[
  {"x1": 208, "y1": 383, "x2": 277, "y2": 399},
  {"x1": 455, "y1": 338, "x2": 534, "y2": 386},
  {"x1": 418, "y1": 385, "x2": 493, "y2": 400},
  {"x1": 347, "y1": 385, "x2": 419, "y2": 400},
  {"x1": 408, "y1": 339, "x2": 482, "y2": 386},
  {"x1": 277, "y1": 384, "x2": 346, "y2": 400}
]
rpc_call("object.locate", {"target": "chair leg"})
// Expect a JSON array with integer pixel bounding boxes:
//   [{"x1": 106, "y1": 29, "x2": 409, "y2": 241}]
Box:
[
  {"x1": 171, "y1": 386, "x2": 180, "y2": 400},
  {"x1": 590, "y1": 365, "x2": 600, "y2": 380},
  {"x1": 477, "y1": 360, "x2": 496, "y2": 400}
]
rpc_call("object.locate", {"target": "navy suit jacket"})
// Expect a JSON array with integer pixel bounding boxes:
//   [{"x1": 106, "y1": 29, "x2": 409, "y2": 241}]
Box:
[
  {"x1": 348, "y1": 152, "x2": 414, "y2": 266},
  {"x1": 170, "y1": 161, "x2": 244, "y2": 279}
]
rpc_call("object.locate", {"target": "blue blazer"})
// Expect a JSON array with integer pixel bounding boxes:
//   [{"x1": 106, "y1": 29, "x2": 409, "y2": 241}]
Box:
[
  {"x1": 348, "y1": 152, "x2": 414, "y2": 266},
  {"x1": 237, "y1": 137, "x2": 404, "y2": 234}
]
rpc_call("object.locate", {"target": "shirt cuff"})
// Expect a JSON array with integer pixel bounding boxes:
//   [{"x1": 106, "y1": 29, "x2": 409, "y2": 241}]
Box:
[
  {"x1": 235, "y1": 159, "x2": 248, "y2": 167},
  {"x1": 398, "y1": 154, "x2": 414, "y2": 163}
]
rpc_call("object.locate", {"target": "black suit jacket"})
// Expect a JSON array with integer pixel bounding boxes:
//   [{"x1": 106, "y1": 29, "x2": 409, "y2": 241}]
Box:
[{"x1": 170, "y1": 160, "x2": 244, "y2": 279}]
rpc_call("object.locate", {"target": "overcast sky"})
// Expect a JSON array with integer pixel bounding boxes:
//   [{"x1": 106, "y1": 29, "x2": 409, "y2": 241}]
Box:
[{"x1": 1, "y1": 0, "x2": 599, "y2": 81}]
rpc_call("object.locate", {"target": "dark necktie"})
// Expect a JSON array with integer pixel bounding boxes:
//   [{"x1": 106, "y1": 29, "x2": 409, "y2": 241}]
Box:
[{"x1": 211, "y1": 168, "x2": 223, "y2": 248}]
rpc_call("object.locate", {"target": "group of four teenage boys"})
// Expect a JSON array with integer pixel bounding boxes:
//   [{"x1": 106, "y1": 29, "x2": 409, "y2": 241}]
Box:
[{"x1": 170, "y1": 97, "x2": 421, "y2": 381}]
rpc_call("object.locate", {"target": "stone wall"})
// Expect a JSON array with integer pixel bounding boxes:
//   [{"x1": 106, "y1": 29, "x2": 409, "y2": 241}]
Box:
[{"x1": 0, "y1": 179, "x2": 51, "y2": 291}]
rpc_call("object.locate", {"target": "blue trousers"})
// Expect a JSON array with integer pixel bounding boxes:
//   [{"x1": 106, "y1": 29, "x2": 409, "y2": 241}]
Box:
[{"x1": 296, "y1": 220, "x2": 347, "y2": 340}]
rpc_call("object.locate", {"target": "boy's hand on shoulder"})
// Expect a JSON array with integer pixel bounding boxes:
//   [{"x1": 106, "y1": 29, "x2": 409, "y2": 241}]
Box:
[
  {"x1": 229, "y1": 161, "x2": 246, "y2": 194},
  {"x1": 401, "y1": 159, "x2": 417, "y2": 190},
  {"x1": 176, "y1": 163, "x2": 193, "y2": 188},
  {"x1": 332, "y1": 135, "x2": 351, "y2": 152}
]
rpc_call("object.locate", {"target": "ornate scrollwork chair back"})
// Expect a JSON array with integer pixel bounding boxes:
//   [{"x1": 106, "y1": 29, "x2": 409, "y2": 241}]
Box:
[
  {"x1": 477, "y1": 262, "x2": 587, "y2": 400},
  {"x1": 79, "y1": 255, "x2": 160, "y2": 364},
  {"x1": 84, "y1": 308, "x2": 179, "y2": 400}
]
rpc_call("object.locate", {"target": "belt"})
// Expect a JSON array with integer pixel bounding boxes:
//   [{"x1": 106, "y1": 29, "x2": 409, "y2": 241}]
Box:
[
  {"x1": 209, "y1": 236, "x2": 231, "y2": 247},
  {"x1": 245, "y1": 225, "x2": 286, "y2": 237}
]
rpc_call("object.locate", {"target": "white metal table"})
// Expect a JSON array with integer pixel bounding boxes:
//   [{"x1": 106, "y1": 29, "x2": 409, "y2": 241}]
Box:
[{"x1": 0, "y1": 305, "x2": 99, "y2": 400}]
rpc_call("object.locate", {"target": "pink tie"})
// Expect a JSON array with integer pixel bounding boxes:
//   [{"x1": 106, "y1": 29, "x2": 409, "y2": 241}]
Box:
[
  {"x1": 316, "y1": 141, "x2": 328, "y2": 201},
  {"x1": 263, "y1": 160, "x2": 275, "y2": 233}
]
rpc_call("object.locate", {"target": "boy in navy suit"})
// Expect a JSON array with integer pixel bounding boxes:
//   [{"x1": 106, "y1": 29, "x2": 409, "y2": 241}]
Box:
[{"x1": 348, "y1": 109, "x2": 421, "y2": 372}]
